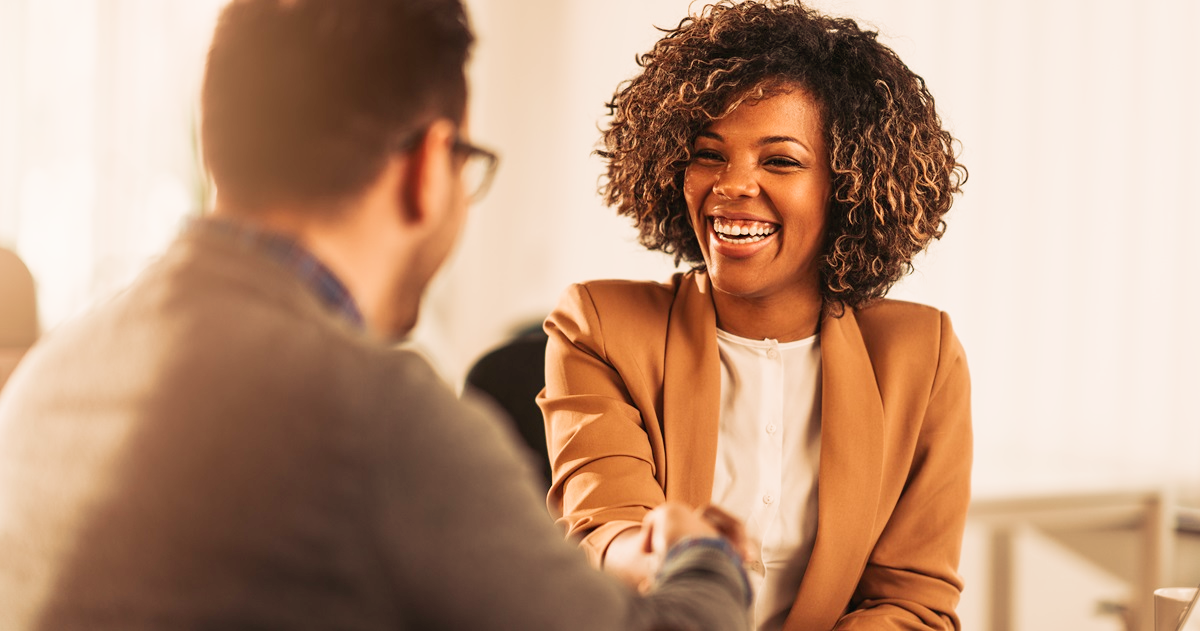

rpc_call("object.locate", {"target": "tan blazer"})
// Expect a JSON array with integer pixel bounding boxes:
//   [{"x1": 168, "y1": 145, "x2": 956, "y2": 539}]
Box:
[{"x1": 541, "y1": 271, "x2": 971, "y2": 631}]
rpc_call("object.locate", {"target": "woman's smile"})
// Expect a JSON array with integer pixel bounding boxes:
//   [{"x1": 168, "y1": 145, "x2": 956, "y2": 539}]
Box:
[
  {"x1": 712, "y1": 217, "x2": 778, "y2": 243},
  {"x1": 708, "y1": 216, "x2": 779, "y2": 256}
]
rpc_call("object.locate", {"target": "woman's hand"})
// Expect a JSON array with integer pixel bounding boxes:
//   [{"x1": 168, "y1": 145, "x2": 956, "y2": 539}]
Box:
[
  {"x1": 640, "y1": 502, "x2": 721, "y2": 555},
  {"x1": 698, "y1": 504, "x2": 758, "y2": 566}
]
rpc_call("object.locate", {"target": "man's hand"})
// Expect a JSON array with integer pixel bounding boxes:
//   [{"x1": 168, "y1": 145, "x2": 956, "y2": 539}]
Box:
[{"x1": 634, "y1": 502, "x2": 751, "y2": 592}]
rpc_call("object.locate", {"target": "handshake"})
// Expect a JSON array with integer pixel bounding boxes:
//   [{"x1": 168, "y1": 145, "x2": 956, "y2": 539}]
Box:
[{"x1": 611, "y1": 502, "x2": 759, "y2": 594}]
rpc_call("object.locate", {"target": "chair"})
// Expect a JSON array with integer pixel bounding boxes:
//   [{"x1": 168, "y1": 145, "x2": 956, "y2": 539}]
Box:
[
  {"x1": 463, "y1": 325, "x2": 551, "y2": 491},
  {"x1": 0, "y1": 246, "x2": 38, "y2": 391}
]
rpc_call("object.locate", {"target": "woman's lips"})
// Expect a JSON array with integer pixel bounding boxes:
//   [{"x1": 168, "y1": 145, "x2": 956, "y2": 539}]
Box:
[{"x1": 708, "y1": 216, "x2": 778, "y2": 258}]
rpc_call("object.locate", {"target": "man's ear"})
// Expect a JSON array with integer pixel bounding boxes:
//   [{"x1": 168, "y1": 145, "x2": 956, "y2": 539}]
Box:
[{"x1": 399, "y1": 118, "x2": 457, "y2": 228}]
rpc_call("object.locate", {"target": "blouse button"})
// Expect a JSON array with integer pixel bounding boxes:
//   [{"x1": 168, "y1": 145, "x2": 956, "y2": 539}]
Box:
[
  {"x1": 766, "y1": 348, "x2": 779, "y2": 360},
  {"x1": 763, "y1": 494, "x2": 774, "y2": 505},
  {"x1": 766, "y1": 423, "x2": 777, "y2": 435}
]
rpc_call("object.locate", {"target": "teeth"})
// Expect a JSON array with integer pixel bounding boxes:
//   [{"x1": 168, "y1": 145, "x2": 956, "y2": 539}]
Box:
[
  {"x1": 717, "y1": 233, "x2": 767, "y2": 243},
  {"x1": 712, "y1": 217, "x2": 777, "y2": 242}
]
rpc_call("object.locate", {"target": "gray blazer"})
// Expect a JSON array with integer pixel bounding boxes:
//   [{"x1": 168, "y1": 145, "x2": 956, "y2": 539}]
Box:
[{"x1": 0, "y1": 226, "x2": 750, "y2": 630}]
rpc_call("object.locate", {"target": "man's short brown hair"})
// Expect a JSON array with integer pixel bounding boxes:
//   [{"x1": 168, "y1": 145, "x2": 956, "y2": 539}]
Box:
[{"x1": 201, "y1": 0, "x2": 473, "y2": 209}]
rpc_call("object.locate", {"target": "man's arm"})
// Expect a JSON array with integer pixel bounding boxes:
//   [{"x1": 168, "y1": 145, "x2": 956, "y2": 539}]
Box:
[{"x1": 369, "y1": 352, "x2": 750, "y2": 631}]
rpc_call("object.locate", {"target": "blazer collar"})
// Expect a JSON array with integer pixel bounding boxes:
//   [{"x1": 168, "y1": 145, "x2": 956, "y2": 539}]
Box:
[
  {"x1": 784, "y1": 307, "x2": 887, "y2": 630},
  {"x1": 661, "y1": 271, "x2": 721, "y2": 503}
]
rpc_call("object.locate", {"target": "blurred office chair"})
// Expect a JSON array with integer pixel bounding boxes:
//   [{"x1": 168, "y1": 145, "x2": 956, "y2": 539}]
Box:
[
  {"x1": 0, "y1": 246, "x2": 38, "y2": 391},
  {"x1": 463, "y1": 325, "x2": 551, "y2": 491}
]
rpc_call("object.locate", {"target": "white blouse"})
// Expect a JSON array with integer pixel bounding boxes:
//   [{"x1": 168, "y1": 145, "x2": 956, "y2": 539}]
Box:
[{"x1": 711, "y1": 329, "x2": 822, "y2": 631}]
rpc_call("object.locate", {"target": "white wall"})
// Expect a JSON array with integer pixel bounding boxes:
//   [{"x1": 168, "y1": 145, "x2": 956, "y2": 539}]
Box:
[{"x1": 0, "y1": 0, "x2": 223, "y2": 329}]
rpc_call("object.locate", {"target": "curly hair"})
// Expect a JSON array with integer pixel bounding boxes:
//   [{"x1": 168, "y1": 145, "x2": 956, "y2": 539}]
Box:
[{"x1": 599, "y1": 0, "x2": 966, "y2": 310}]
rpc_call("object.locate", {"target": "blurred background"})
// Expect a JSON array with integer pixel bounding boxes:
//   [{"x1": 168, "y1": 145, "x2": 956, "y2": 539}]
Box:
[{"x1": 1, "y1": 0, "x2": 1197, "y2": 629}]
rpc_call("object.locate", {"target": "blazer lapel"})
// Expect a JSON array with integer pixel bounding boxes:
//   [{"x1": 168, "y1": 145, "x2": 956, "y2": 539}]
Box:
[
  {"x1": 785, "y1": 307, "x2": 886, "y2": 631},
  {"x1": 661, "y1": 271, "x2": 721, "y2": 506}
]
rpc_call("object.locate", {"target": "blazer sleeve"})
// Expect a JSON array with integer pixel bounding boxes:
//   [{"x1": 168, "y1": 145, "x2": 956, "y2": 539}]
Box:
[
  {"x1": 837, "y1": 311, "x2": 972, "y2": 630},
  {"x1": 539, "y1": 283, "x2": 667, "y2": 566}
]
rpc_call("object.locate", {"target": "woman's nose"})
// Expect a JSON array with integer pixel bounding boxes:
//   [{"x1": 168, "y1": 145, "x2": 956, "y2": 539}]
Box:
[{"x1": 712, "y1": 162, "x2": 760, "y2": 199}]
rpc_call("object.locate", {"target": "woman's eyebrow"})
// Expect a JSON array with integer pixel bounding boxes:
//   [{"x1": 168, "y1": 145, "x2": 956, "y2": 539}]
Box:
[
  {"x1": 695, "y1": 131, "x2": 815, "y2": 154},
  {"x1": 761, "y1": 135, "x2": 820, "y2": 159},
  {"x1": 758, "y1": 135, "x2": 802, "y2": 146}
]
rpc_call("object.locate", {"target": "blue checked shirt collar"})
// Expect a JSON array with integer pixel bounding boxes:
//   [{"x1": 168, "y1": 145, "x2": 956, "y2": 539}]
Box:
[{"x1": 188, "y1": 217, "x2": 365, "y2": 329}]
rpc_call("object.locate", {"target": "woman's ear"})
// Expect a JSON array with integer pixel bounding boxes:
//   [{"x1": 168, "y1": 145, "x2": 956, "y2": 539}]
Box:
[{"x1": 399, "y1": 118, "x2": 458, "y2": 228}]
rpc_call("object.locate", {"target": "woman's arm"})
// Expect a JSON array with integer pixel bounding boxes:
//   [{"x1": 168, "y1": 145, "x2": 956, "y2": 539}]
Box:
[{"x1": 540, "y1": 283, "x2": 671, "y2": 571}]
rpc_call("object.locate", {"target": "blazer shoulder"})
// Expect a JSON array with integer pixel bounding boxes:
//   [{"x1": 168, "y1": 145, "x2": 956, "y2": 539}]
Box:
[
  {"x1": 853, "y1": 297, "x2": 951, "y2": 335},
  {"x1": 547, "y1": 273, "x2": 695, "y2": 367},
  {"x1": 555, "y1": 274, "x2": 687, "y2": 329},
  {"x1": 850, "y1": 298, "x2": 963, "y2": 363},
  {"x1": 853, "y1": 297, "x2": 943, "y2": 326},
  {"x1": 572, "y1": 276, "x2": 680, "y2": 314},
  {"x1": 842, "y1": 300, "x2": 969, "y2": 416}
]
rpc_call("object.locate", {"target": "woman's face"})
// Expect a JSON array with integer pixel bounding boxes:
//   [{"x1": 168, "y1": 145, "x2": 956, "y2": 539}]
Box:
[{"x1": 683, "y1": 85, "x2": 831, "y2": 309}]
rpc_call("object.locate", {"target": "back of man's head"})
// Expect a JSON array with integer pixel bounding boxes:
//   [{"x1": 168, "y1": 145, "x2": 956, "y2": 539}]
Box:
[{"x1": 201, "y1": 0, "x2": 473, "y2": 211}]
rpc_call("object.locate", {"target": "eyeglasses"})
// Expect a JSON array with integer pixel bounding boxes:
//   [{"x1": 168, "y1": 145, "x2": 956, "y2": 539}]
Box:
[
  {"x1": 450, "y1": 136, "x2": 499, "y2": 202},
  {"x1": 395, "y1": 127, "x2": 499, "y2": 203}
]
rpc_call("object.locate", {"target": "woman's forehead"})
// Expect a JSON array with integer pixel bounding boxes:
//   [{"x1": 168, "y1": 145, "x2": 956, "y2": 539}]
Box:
[{"x1": 705, "y1": 85, "x2": 823, "y2": 135}]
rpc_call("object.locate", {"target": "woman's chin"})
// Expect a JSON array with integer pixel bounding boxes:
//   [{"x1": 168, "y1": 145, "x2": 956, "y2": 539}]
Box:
[
  {"x1": 707, "y1": 266, "x2": 822, "y2": 307},
  {"x1": 707, "y1": 270, "x2": 773, "y2": 301}
]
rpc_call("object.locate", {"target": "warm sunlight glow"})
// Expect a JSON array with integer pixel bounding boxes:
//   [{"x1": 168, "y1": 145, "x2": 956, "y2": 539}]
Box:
[{"x1": 1, "y1": 0, "x2": 224, "y2": 327}]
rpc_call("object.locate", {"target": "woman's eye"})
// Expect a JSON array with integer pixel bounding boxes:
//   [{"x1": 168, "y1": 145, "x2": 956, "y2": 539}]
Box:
[
  {"x1": 692, "y1": 149, "x2": 724, "y2": 164},
  {"x1": 764, "y1": 156, "x2": 803, "y2": 169}
]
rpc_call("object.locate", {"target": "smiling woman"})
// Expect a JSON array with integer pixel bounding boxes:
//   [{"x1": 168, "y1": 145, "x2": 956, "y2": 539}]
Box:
[{"x1": 539, "y1": 2, "x2": 970, "y2": 630}]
